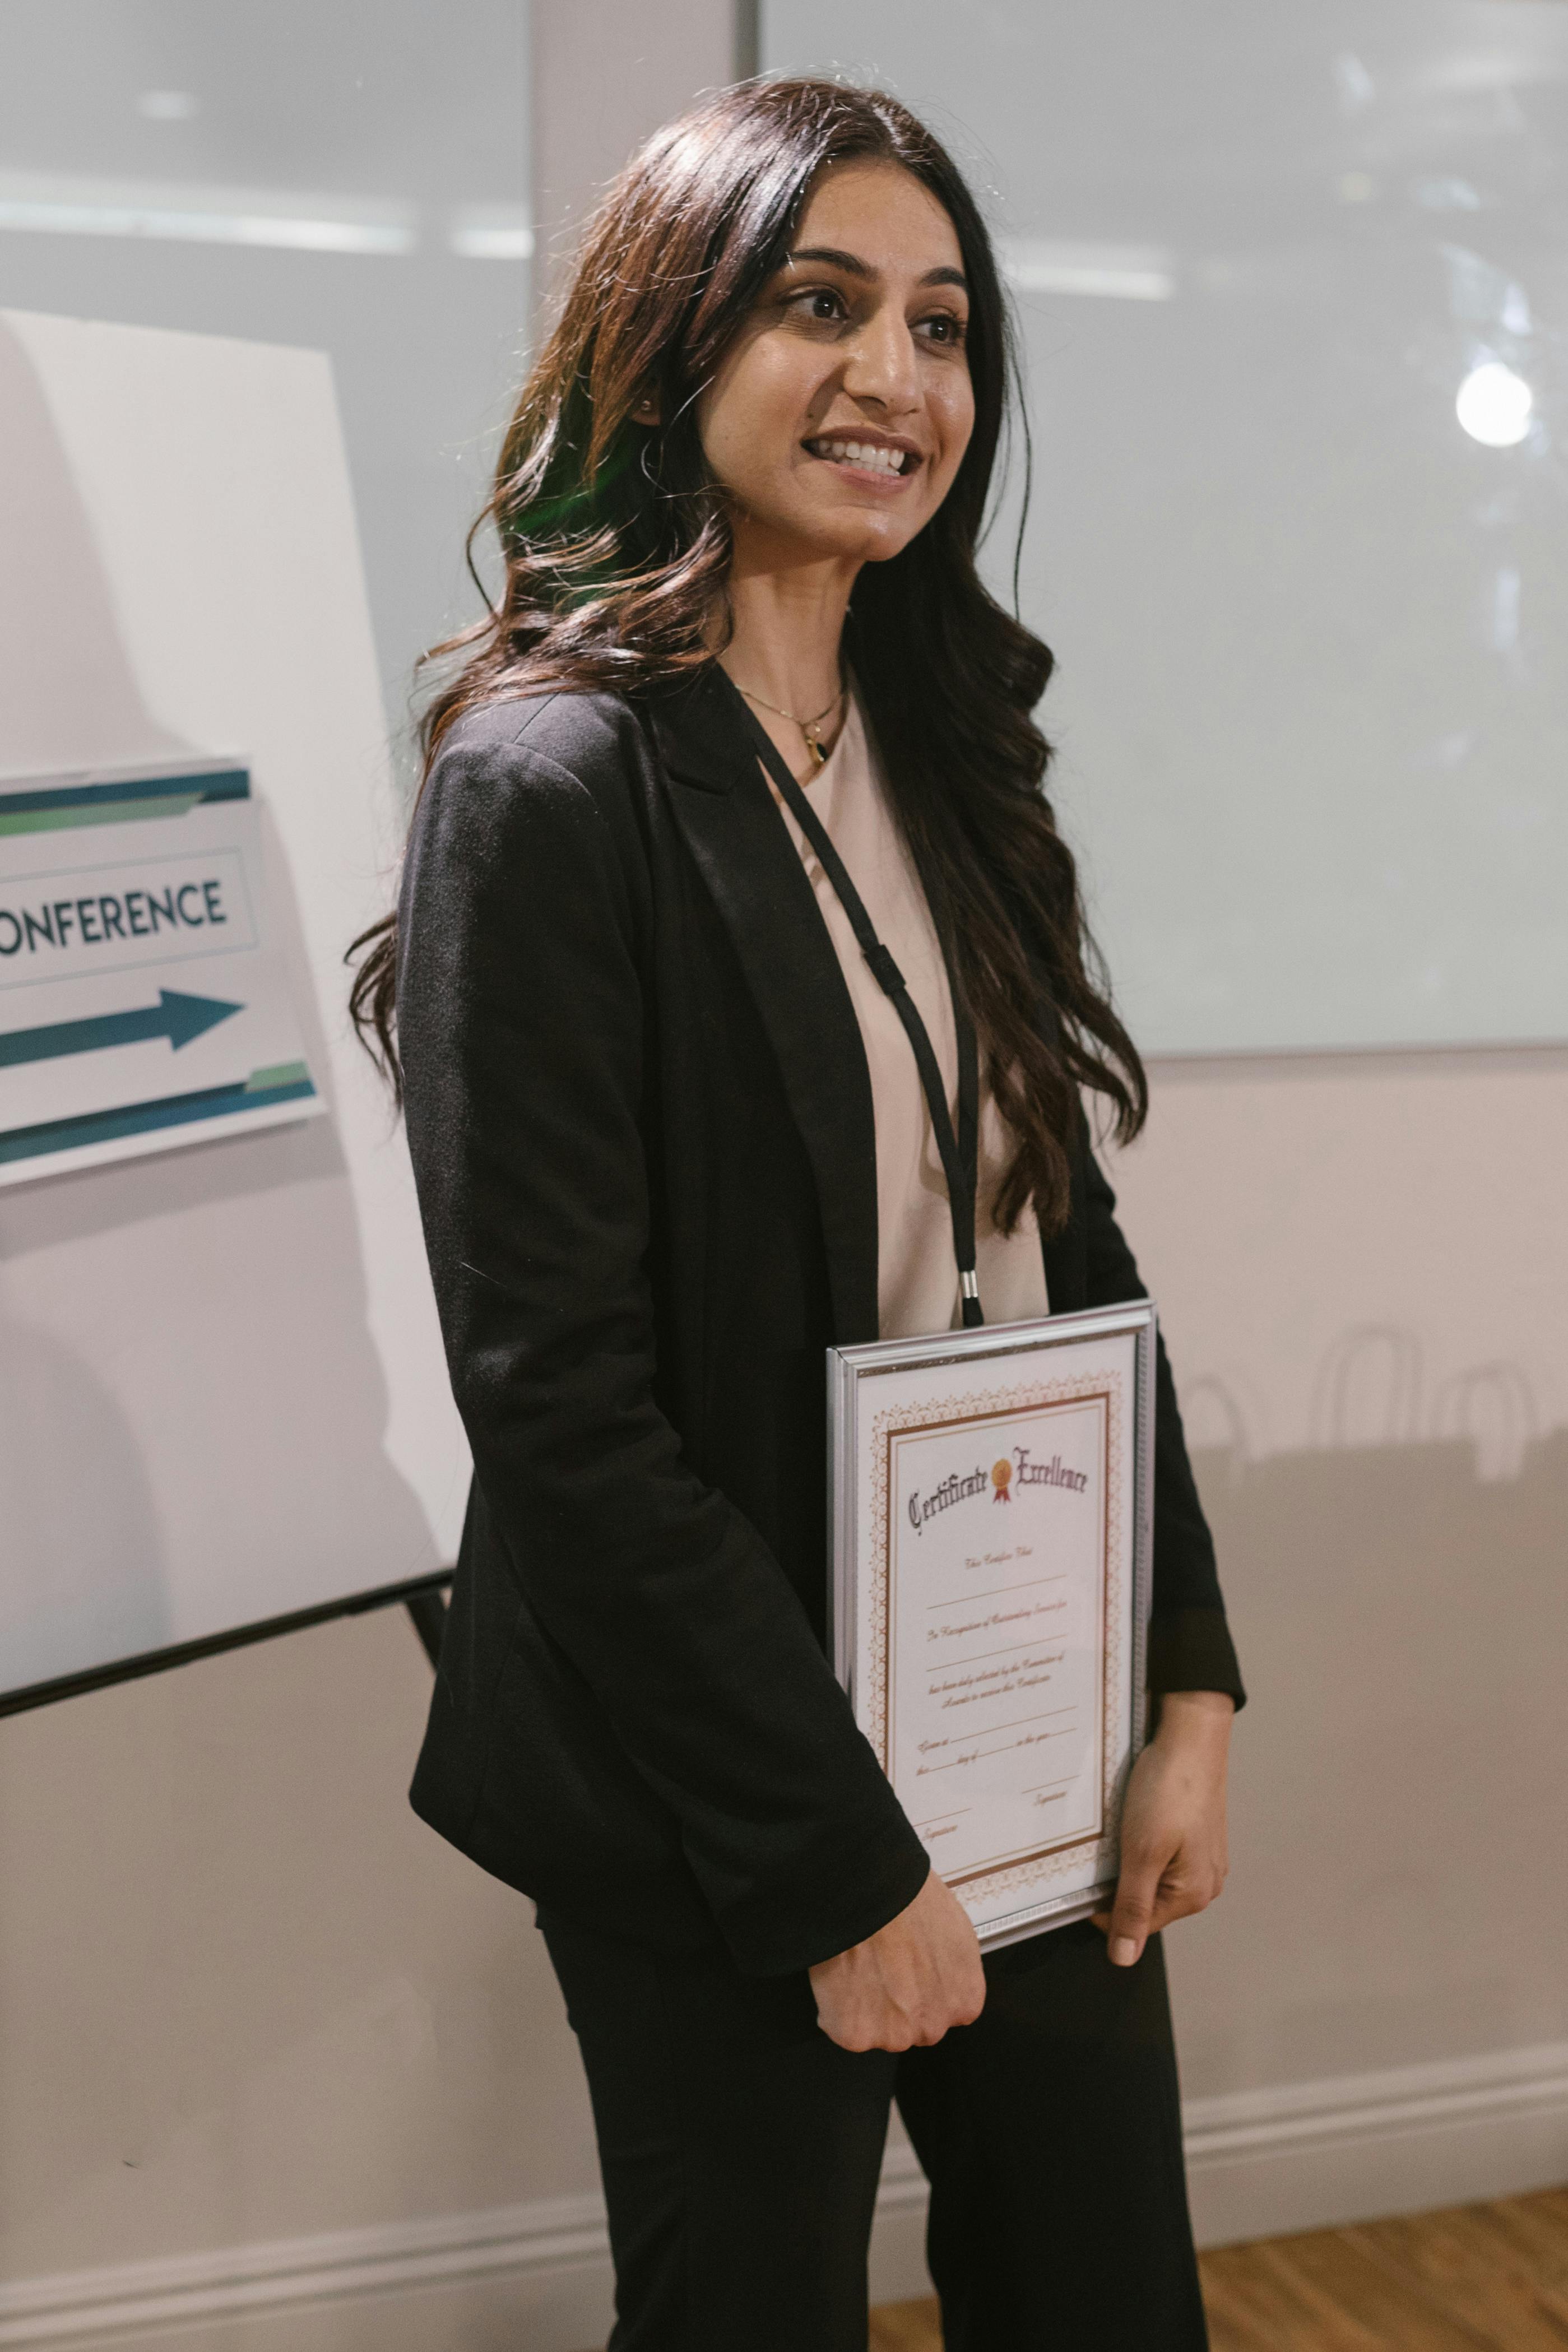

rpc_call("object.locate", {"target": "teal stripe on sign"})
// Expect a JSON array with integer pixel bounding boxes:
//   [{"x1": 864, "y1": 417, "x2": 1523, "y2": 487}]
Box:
[
  {"x1": 0, "y1": 794, "x2": 208, "y2": 837},
  {"x1": 0, "y1": 769, "x2": 250, "y2": 824},
  {"x1": 0, "y1": 1072, "x2": 316, "y2": 1165}
]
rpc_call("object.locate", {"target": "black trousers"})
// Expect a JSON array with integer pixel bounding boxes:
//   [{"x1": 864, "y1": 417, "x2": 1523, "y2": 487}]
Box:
[{"x1": 539, "y1": 1909, "x2": 1209, "y2": 2352}]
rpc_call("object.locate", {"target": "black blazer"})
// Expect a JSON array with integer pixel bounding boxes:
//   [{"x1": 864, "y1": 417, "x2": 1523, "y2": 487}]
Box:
[{"x1": 398, "y1": 664, "x2": 1243, "y2": 1979}]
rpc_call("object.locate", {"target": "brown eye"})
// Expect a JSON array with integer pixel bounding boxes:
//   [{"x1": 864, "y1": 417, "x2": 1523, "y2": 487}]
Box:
[{"x1": 784, "y1": 285, "x2": 848, "y2": 325}]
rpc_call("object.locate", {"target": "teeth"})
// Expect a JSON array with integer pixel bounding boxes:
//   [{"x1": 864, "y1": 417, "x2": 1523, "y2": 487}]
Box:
[{"x1": 815, "y1": 438, "x2": 906, "y2": 475}]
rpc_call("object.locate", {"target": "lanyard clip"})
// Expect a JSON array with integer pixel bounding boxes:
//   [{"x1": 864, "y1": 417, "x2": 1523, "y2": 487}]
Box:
[{"x1": 865, "y1": 941, "x2": 905, "y2": 994}]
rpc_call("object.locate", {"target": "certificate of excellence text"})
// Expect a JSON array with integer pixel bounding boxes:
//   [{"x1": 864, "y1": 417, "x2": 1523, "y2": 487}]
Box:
[{"x1": 841, "y1": 1323, "x2": 1145, "y2": 1943}]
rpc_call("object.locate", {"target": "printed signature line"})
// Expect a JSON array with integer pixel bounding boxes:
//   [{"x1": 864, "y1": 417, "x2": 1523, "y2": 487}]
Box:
[
  {"x1": 931, "y1": 1635, "x2": 1063, "y2": 1672},
  {"x1": 970, "y1": 1707, "x2": 1071, "y2": 1737},
  {"x1": 927, "y1": 1575, "x2": 1066, "y2": 1608},
  {"x1": 916, "y1": 1709, "x2": 1078, "y2": 1773}
]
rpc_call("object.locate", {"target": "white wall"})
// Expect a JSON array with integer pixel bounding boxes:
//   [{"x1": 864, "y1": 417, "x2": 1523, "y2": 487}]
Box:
[
  {"x1": 1120, "y1": 1047, "x2": 1568, "y2": 2242},
  {"x1": 0, "y1": 1603, "x2": 609, "y2": 2351}
]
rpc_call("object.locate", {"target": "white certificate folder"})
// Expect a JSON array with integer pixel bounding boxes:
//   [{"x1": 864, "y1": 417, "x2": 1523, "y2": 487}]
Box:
[{"x1": 829, "y1": 1302, "x2": 1156, "y2": 1951}]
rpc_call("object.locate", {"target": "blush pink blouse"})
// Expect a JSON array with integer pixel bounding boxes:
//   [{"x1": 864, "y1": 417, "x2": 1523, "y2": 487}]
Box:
[{"x1": 765, "y1": 694, "x2": 1049, "y2": 1343}]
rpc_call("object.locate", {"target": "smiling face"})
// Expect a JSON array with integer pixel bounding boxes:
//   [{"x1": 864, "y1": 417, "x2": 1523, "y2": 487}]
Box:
[{"x1": 697, "y1": 158, "x2": 976, "y2": 574}]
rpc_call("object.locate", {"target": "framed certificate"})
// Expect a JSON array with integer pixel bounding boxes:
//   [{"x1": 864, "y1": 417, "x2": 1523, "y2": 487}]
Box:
[{"x1": 829, "y1": 1302, "x2": 1156, "y2": 1951}]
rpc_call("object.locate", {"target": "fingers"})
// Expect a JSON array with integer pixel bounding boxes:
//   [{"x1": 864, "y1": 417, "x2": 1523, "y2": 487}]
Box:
[
  {"x1": 808, "y1": 1967, "x2": 915, "y2": 2052},
  {"x1": 1142, "y1": 1875, "x2": 1207, "y2": 1940},
  {"x1": 814, "y1": 1988, "x2": 966, "y2": 2054},
  {"x1": 1094, "y1": 1854, "x2": 1228, "y2": 1967},
  {"x1": 808, "y1": 1878, "x2": 987, "y2": 2052},
  {"x1": 1105, "y1": 1848, "x2": 1162, "y2": 1966},
  {"x1": 818, "y1": 2014, "x2": 915, "y2": 2054},
  {"x1": 899, "y1": 1869, "x2": 986, "y2": 2031}
]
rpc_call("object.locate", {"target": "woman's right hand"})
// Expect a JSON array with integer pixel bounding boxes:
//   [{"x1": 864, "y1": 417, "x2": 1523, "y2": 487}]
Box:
[{"x1": 809, "y1": 1868, "x2": 986, "y2": 2052}]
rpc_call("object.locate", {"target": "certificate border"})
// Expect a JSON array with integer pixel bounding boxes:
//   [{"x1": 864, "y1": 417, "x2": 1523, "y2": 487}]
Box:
[{"x1": 829, "y1": 1303, "x2": 1156, "y2": 1949}]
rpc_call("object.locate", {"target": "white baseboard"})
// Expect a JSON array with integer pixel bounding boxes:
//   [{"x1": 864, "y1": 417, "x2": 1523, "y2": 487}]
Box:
[
  {"x1": 3, "y1": 2040, "x2": 1566, "y2": 2348},
  {"x1": 1184, "y1": 2036, "x2": 1568, "y2": 2248},
  {"x1": 0, "y1": 2194, "x2": 613, "y2": 2349}
]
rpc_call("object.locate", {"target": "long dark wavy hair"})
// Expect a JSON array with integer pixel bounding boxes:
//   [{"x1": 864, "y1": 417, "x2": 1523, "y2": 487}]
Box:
[{"x1": 350, "y1": 75, "x2": 1145, "y2": 1233}]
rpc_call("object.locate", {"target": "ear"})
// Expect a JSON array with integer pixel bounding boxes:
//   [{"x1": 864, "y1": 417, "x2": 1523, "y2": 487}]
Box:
[{"x1": 630, "y1": 394, "x2": 660, "y2": 426}]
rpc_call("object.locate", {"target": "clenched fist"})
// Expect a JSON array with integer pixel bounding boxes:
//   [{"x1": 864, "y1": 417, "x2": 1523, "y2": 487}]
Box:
[{"x1": 809, "y1": 1867, "x2": 986, "y2": 2052}]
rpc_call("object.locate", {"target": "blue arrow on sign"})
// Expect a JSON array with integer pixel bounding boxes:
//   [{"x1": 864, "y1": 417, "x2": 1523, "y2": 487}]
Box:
[{"x1": 0, "y1": 989, "x2": 243, "y2": 1070}]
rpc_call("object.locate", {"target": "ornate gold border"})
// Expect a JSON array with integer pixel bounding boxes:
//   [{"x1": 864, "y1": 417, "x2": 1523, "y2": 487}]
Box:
[{"x1": 865, "y1": 1366, "x2": 1126, "y2": 1914}]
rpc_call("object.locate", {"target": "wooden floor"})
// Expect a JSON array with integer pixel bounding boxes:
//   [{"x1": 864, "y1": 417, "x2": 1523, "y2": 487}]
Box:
[{"x1": 867, "y1": 2187, "x2": 1568, "y2": 2350}]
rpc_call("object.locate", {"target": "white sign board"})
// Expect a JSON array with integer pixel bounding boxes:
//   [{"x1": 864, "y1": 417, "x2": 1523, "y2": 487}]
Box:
[
  {"x1": 0, "y1": 763, "x2": 322, "y2": 1181},
  {"x1": 0, "y1": 308, "x2": 468, "y2": 1701}
]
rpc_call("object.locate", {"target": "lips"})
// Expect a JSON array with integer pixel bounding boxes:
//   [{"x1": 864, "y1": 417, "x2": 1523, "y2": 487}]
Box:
[{"x1": 804, "y1": 436, "x2": 918, "y2": 477}]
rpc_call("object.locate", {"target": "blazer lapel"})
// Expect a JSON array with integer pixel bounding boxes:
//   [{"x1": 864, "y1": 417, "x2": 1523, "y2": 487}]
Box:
[{"x1": 646, "y1": 667, "x2": 881, "y2": 1347}]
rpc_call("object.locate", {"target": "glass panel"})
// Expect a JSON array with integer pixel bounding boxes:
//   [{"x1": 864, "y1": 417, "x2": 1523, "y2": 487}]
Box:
[
  {"x1": 763, "y1": 2, "x2": 1568, "y2": 1052},
  {"x1": 0, "y1": 0, "x2": 530, "y2": 776}
]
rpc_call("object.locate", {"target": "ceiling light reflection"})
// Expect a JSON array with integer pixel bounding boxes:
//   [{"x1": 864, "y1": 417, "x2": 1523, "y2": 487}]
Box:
[
  {"x1": 0, "y1": 173, "x2": 416, "y2": 254},
  {"x1": 0, "y1": 175, "x2": 532, "y2": 261},
  {"x1": 449, "y1": 214, "x2": 534, "y2": 261},
  {"x1": 137, "y1": 90, "x2": 200, "y2": 122},
  {"x1": 1456, "y1": 361, "x2": 1533, "y2": 448},
  {"x1": 1001, "y1": 241, "x2": 1174, "y2": 301},
  {"x1": 0, "y1": 195, "x2": 412, "y2": 253}
]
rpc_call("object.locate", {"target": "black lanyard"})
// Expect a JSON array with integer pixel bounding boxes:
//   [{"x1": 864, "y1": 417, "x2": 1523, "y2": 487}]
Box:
[{"x1": 740, "y1": 708, "x2": 985, "y2": 1330}]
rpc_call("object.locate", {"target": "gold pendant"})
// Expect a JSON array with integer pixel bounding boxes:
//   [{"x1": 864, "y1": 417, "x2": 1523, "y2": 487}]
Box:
[{"x1": 804, "y1": 725, "x2": 827, "y2": 767}]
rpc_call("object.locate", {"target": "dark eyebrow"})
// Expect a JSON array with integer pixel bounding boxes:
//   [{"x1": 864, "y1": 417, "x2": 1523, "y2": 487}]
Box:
[
  {"x1": 784, "y1": 245, "x2": 874, "y2": 280},
  {"x1": 782, "y1": 245, "x2": 969, "y2": 295}
]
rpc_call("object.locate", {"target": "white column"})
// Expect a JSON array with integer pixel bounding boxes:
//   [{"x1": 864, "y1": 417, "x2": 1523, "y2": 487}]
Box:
[{"x1": 530, "y1": 0, "x2": 754, "y2": 302}]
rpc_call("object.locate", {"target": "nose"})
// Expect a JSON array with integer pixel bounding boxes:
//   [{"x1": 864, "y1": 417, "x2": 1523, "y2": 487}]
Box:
[{"x1": 841, "y1": 305, "x2": 920, "y2": 418}]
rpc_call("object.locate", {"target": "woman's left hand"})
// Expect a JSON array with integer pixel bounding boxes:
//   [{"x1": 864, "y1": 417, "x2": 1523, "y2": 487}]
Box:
[{"x1": 1091, "y1": 1690, "x2": 1234, "y2": 1968}]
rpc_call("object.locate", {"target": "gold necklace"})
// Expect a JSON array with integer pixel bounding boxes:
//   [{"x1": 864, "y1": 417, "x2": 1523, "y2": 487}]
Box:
[{"x1": 735, "y1": 679, "x2": 846, "y2": 768}]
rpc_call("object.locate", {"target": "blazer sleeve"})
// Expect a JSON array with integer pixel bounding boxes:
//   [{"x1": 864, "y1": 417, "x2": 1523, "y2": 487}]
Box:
[
  {"x1": 1082, "y1": 1149, "x2": 1246, "y2": 1708},
  {"x1": 396, "y1": 723, "x2": 932, "y2": 1975}
]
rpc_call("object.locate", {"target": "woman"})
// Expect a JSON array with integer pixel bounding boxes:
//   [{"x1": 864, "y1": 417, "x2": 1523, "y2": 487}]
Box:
[{"x1": 354, "y1": 76, "x2": 1243, "y2": 2352}]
